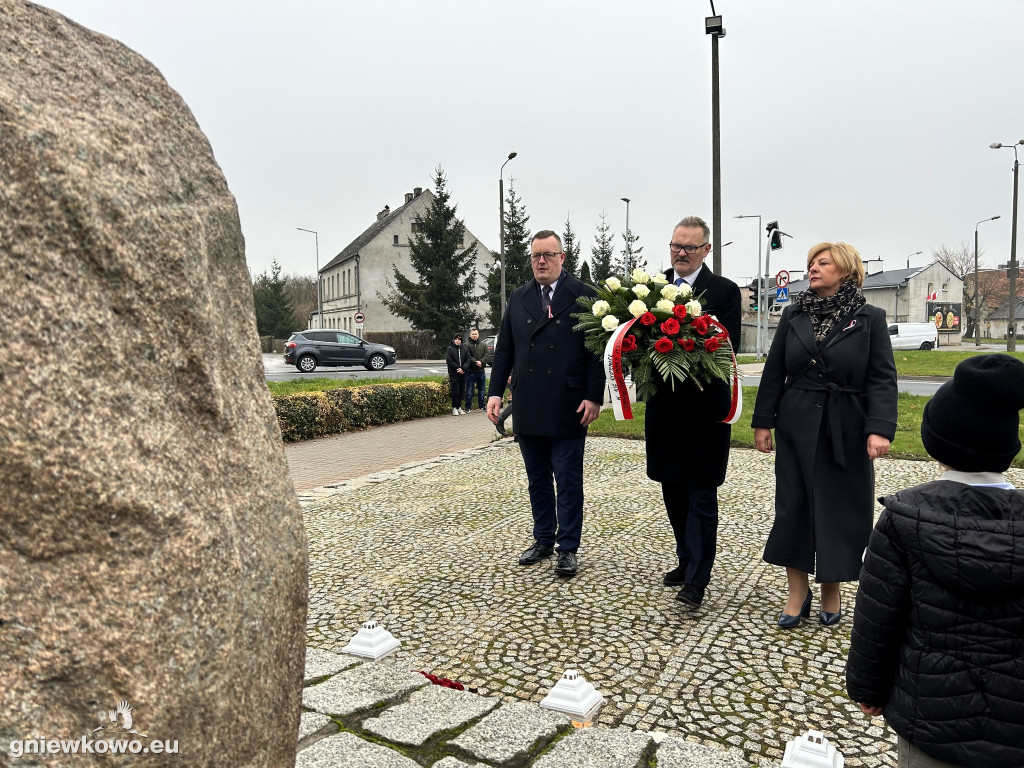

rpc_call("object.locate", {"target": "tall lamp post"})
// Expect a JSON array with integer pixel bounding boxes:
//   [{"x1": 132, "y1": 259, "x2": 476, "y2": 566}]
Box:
[
  {"x1": 297, "y1": 227, "x2": 321, "y2": 328},
  {"x1": 706, "y1": 4, "x2": 725, "y2": 275},
  {"x1": 990, "y1": 140, "x2": 1023, "y2": 351},
  {"x1": 499, "y1": 151, "x2": 517, "y2": 319},
  {"x1": 621, "y1": 197, "x2": 631, "y2": 270},
  {"x1": 734, "y1": 214, "x2": 763, "y2": 359},
  {"x1": 974, "y1": 215, "x2": 1001, "y2": 347},
  {"x1": 905, "y1": 250, "x2": 923, "y2": 269}
]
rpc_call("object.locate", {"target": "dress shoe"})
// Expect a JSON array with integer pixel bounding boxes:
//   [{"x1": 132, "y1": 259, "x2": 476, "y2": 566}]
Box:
[
  {"x1": 819, "y1": 597, "x2": 842, "y2": 626},
  {"x1": 778, "y1": 588, "x2": 813, "y2": 629},
  {"x1": 675, "y1": 584, "x2": 705, "y2": 608},
  {"x1": 518, "y1": 542, "x2": 554, "y2": 565},
  {"x1": 554, "y1": 551, "x2": 578, "y2": 577},
  {"x1": 663, "y1": 566, "x2": 688, "y2": 587}
]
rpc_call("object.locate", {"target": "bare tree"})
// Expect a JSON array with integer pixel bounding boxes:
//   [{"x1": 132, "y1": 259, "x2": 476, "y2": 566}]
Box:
[
  {"x1": 930, "y1": 241, "x2": 975, "y2": 279},
  {"x1": 281, "y1": 272, "x2": 317, "y2": 329}
]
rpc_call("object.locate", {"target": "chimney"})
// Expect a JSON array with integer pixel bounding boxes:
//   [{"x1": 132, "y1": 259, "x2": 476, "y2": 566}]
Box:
[
  {"x1": 414, "y1": 187, "x2": 423, "y2": 197},
  {"x1": 404, "y1": 192, "x2": 414, "y2": 204},
  {"x1": 376, "y1": 204, "x2": 391, "y2": 221}
]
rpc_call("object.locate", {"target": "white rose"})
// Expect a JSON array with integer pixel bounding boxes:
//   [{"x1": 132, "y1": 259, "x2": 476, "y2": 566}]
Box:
[
  {"x1": 605, "y1": 277, "x2": 622, "y2": 291},
  {"x1": 655, "y1": 299, "x2": 674, "y2": 313},
  {"x1": 591, "y1": 300, "x2": 610, "y2": 317},
  {"x1": 627, "y1": 299, "x2": 648, "y2": 318},
  {"x1": 677, "y1": 282, "x2": 693, "y2": 299},
  {"x1": 660, "y1": 284, "x2": 679, "y2": 301},
  {"x1": 601, "y1": 314, "x2": 620, "y2": 331},
  {"x1": 631, "y1": 268, "x2": 651, "y2": 284},
  {"x1": 632, "y1": 284, "x2": 651, "y2": 299},
  {"x1": 651, "y1": 273, "x2": 669, "y2": 284},
  {"x1": 686, "y1": 300, "x2": 702, "y2": 317}
]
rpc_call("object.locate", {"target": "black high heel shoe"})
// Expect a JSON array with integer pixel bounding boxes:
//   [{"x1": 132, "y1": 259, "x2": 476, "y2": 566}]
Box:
[
  {"x1": 819, "y1": 597, "x2": 842, "y2": 626},
  {"x1": 777, "y1": 588, "x2": 812, "y2": 629}
]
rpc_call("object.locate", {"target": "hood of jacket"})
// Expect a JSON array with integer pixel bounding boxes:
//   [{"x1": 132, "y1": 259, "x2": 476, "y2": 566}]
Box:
[{"x1": 881, "y1": 480, "x2": 1024, "y2": 600}]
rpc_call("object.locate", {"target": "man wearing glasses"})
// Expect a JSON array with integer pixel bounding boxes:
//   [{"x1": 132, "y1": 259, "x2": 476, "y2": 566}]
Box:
[
  {"x1": 487, "y1": 230, "x2": 605, "y2": 578},
  {"x1": 646, "y1": 216, "x2": 741, "y2": 609}
]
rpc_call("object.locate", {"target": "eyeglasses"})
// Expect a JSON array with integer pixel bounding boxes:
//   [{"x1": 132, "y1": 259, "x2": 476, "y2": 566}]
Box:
[
  {"x1": 669, "y1": 242, "x2": 709, "y2": 255},
  {"x1": 530, "y1": 251, "x2": 564, "y2": 262}
]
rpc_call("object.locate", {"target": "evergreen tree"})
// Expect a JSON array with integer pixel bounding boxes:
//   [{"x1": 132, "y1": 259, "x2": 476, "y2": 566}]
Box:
[
  {"x1": 579, "y1": 260, "x2": 592, "y2": 284},
  {"x1": 486, "y1": 180, "x2": 532, "y2": 327},
  {"x1": 562, "y1": 216, "x2": 581, "y2": 277},
  {"x1": 590, "y1": 211, "x2": 615, "y2": 282},
  {"x1": 614, "y1": 228, "x2": 645, "y2": 274},
  {"x1": 252, "y1": 260, "x2": 297, "y2": 339},
  {"x1": 379, "y1": 167, "x2": 479, "y2": 350}
]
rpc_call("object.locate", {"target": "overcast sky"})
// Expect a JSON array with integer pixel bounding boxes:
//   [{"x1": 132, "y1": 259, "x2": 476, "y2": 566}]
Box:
[{"x1": 37, "y1": 0, "x2": 1024, "y2": 287}]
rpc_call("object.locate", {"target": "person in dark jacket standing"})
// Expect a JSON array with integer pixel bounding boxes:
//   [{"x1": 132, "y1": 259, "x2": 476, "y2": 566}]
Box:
[
  {"x1": 752, "y1": 242, "x2": 897, "y2": 628},
  {"x1": 486, "y1": 230, "x2": 605, "y2": 578},
  {"x1": 645, "y1": 216, "x2": 742, "y2": 609},
  {"x1": 847, "y1": 354, "x2": 1024, "y2": 768},
  {"x1": 463, "y1": 328, "x2": 488, "y2": 412},
  {"x1": 445, "y1": 334, "x2": 468, "y2": 416}
]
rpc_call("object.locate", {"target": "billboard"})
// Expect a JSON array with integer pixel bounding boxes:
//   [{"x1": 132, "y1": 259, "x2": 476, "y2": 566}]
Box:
[{"x1": 926, "y1": 301, "x2": 962, "y2": 334}]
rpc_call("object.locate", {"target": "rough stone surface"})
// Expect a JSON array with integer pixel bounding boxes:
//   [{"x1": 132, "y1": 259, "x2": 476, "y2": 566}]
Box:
[
  {"x1": 302, "y1": 661, "x2": 427, "y2": 716},
  {"x1": 656, "y1": 736, "x2": 751, "y2": 767},
  {"x1": 305, "y1": 648, "x2": 355, "y2": 682},
  {"x1": 532, "y1": 727, "x2": 651, "y2": 768},
  {"x1": 451, "y1": 701, "x2": 569, "y2": 763},
  {"x1": 0, "y1": 2, "x2": 307, "y2": 765},
  {"x1": 297, "y1": 712, "x2": 334, "y2": 742},
  {"x1": 295, "y1": 732, "x2": 421, "y2": 768},
  {"x1": 430, "y1": 759, "x2": 477, "y2": 768},
  {"x1": 363, "y1": 683, "x2": 499, "y2": 747}
]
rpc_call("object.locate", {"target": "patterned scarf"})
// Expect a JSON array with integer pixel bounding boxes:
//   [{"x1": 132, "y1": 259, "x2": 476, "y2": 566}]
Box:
[{"x1": 795, "y1": 280, "x2": 866, "y2": 343}]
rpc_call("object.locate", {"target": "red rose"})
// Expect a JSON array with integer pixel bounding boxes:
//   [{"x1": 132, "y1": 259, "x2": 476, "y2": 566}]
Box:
[
  {"x1": 620, "y1": 335, "x2": 637, "y2": 353},
  {"x1": 680, "y1": 338, "x2": 695, "y2": 352},
  {"x1": 659, "y1": 318, "x2": 681, "y2": 336},
  {"x1": 639, "y1": 312, "x2": 657, "y2": 326},
  {"x1": 672, "y1": 305, "x2": 688, "y2": 320},
  {"x1": 704, "y1": 336, "x2": 720, "y2": 352},
  {"x1": 692, "y1": 315, "x2": 710, "y2": 335},
  {"x1": 654, "y1": 337, "x2": 674, "y2": 354}
]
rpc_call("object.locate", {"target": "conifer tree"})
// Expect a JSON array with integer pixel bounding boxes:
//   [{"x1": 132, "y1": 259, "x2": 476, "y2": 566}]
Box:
[
  {"x1": 379, "y1": 167, "x2": 479, "y2": 349},
  {"x1": 614, "y1": 228, "x2": 645, "y2": 274},
  {"x1": 590, "y1": 211, "x2": 615, "y2": 283},
  {"x1": 252, "y1": 260, "x2": 298, "y2": 339},
  {"x1": 562, "y1": 216, "x2": 581, "y2": 277},
  {"x1": 486, "y1": 181, "x2": 531, "y2": 327},
  {"x1": 579, "y1": 260, "x2": 592, "y2": 284}
]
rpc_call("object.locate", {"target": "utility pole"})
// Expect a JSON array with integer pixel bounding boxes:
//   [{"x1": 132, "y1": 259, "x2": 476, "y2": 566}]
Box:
[{"x1": 705, "y1": 5, "x2": 725, "y2": 274}]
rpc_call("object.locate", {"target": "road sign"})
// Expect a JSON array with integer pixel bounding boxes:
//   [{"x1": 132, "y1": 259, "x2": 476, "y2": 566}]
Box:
[
  {"x1": 353, "y1": 311, "x2": 365, "y2": 325},
  {"x1": 776, "y1": 286, "x2": 789, "y2": 303},
  {"x1": 776, "y1": 270, "x2": 790, "y2": 288}
]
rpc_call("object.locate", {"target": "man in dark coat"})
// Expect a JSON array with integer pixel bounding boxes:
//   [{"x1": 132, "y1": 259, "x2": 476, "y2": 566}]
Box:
[
  {"x1": 486, "y1": 230, "x2": 605, "y2": 578},
  {"x1": 645, "y1": 216, "x2": 741, "y2": 608}
]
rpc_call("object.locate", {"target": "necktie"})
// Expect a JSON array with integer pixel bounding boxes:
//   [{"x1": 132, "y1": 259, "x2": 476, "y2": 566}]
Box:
[
  {"x1": 542, "y1": 285, "x2": 553, "y2": 318},
  {"x1": 675, "y1": 277, "x2": 684, "y2": 287}
]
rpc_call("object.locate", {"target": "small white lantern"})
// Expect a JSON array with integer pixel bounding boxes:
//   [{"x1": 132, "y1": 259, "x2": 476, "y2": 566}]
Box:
[
  {"x1": 539, "y1": 669, "x2": 605, "y2": 726},
  {"x1": 341, "y1": 619, "x2": 401, "y2": 661},
  {"x1": 781, "y1": 729, "x2": 844, "y2": 768}
]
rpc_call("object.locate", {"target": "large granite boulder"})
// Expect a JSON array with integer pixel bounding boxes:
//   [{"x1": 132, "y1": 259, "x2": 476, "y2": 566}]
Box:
[{"x1": 0, "y1": 2, "x2": 307, "y2": 765}]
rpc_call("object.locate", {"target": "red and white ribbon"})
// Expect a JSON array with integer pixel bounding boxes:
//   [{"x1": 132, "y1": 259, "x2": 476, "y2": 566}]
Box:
[
  {"x1": 603, "y1": 317, "x2": 639, "y2": 421},
  {"x1": 708, "y1": 316, "x2": 742, "y2": 425}
]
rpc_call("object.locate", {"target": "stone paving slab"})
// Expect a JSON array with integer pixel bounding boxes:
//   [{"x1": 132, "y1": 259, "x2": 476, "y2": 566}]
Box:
[
  {"x1": 450, "y1": 700, "x2": 569, "y2": 764},
  {"x1": 297, "y1": 711, "x2": 334, "y2": 741},
  {"x1": 655, "y1": 736, "x2": 751, "y2": 767},
  {"x1": 532, "y1": 726, "x2": 651, "y2": 768},
  {"x1": 363, "y1": 683, "x2": 499, "y2": 747},
  {"x1": 430, "y1": 759, "x2": 475, "y2": 768},
  {"x1": 304, "y1": 647, "x2": 356, "y2": 681},
  {"x1": 302, "y1": 661, "x2": 428, "y2": 717},
  {"x1": 295, "y1": 731, "x2": 421, "y2": 768}
]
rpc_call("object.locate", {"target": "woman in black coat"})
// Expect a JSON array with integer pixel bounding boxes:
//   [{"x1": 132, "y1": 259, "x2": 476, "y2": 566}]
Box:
[
  {"x1": 445, "y1": 334, "x2": 468, "y2": 415},
  {"x1": 751, "y1": 242, "x2": 897, "y2": 628}
]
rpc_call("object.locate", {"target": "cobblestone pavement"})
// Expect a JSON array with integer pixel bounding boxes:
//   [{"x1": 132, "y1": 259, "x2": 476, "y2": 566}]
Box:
[{"x1": 299, "y1": 438, "x2": 1023, "y2": 767}]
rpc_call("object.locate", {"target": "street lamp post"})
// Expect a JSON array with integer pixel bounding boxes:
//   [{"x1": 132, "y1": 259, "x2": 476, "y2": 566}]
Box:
[
  {"x1": 905, "y1": 250, "x2": 923, "y2": 269},
  {"x1": 990, "y1": 140, "x2": 1023, "y2": 351},
  {"x1": 297, "y1": 227, "x2": 321, "y2": 328},
  {"x1": 499, "y1": 152, "x2": 517, "y2": 319},
  {"x1": 734, "y1": 214, "x2": 763, "y2": 359},
  {"x1": 706, "y1": 3, "x2": 725, "y2": 275},
  {"x1": 974, "y1": 215, "x2": 1001, "y2": 347},
  {"x1": 621, "y1": 197, "x2": 631, "y2": 270}
]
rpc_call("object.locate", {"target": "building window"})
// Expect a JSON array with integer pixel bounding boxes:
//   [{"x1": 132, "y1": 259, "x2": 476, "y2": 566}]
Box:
[
  {"x1": 411, "y1": 222, "x2": 422, "y2": 233},
  {"x1": 393, "y1": 234, "x2": 399, "y2": 245}
]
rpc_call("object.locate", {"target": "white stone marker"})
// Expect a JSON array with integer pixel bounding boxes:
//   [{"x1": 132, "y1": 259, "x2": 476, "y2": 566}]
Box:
[
  {"x1": 341, "y1": 619, "x2": 401, "y2": 661},
  {"x1": 539, "y1": 669, "x2": 605, "y2": 726},
  {"x1": 781, "y1": 729, "x2": 844, "y2": 768}
]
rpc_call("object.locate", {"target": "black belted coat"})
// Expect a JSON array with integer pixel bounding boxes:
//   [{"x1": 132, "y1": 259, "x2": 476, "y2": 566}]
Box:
[{"x1": 751, "y1": 301, "x2": 897, "y2": 582}]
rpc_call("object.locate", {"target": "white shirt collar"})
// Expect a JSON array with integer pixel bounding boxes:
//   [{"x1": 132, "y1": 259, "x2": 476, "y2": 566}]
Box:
[
  {"x1": 939, "y1": 469, "x2": 1015, "y2": 489},
  {"x1": 674, "y1": 265, "x2": 702, "y2": 286}
]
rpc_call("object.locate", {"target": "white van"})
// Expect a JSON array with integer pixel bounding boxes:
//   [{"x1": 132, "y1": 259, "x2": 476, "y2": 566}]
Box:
[{"x1": 888, "y1": 322, "x2": 939, "y2": 350}]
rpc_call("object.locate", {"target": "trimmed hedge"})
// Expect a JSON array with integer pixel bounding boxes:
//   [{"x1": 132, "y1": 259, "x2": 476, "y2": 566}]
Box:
[{"x1": 273, "y1": 380, "x2": 451, "y2": 442}]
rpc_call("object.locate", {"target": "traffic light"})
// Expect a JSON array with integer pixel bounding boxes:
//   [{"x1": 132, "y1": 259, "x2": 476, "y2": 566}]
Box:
[
  {"x1": 749, "y1": 294, "x2": 759, "y2": 311},
  {"x1": 770, "y1": 229, "x2": 783, "y2": 251},
  {"x1": 748, "y1": 280, "x2": 759, "y2": 311}
]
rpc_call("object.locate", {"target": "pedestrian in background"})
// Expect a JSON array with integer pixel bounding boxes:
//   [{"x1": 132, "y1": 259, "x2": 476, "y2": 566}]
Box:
[
  {"x1": 446, "y1": 333, "x2": 468, "y2": 416},
  {"x1": 847, "y1": 354, "x2": 1024, "y2": 768},
  {"x1": 752, "y1": 241, "x2": 897, "y2": 628},
  {"x1": 487, "y1": 230, "x2": 605, "y2": 578},
  {"x1": 463, "y1": 328, "x2": 488, "y2": 412}
]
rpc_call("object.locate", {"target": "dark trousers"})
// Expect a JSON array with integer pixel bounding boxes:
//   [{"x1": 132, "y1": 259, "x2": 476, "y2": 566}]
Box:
[
  {"x1": 450, "y1": 375, "x2": 466, "y2": 410},
  {"x1": 517, "y1": 435, "x2": 585, "y2": 552},
  {"x1": 465, "y1": 370, "x2": 486, "y2": 410},
  {"x1": 662, "y1": 483, "x2": 719, "y2": 589}
]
